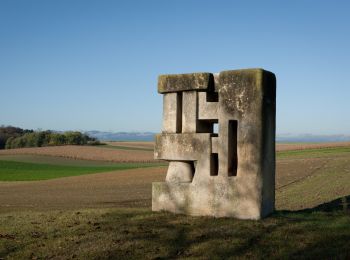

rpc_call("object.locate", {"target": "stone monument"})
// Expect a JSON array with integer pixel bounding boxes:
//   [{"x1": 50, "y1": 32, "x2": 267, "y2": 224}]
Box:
[{"x1": 152, "y1": 68, "x2": 276, "y2": 220}]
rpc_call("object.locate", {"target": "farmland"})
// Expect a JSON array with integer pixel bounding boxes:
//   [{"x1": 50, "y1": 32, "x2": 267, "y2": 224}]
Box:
[
  {"x1": 0, "y1": 160, "x2": 164, "y2": 181},
  {"x1": 0, "y1": 144, "x2": 155, "y2": 162},
  {"x1": 0, "y1": 142, "x2": 349, "y2": 258}
]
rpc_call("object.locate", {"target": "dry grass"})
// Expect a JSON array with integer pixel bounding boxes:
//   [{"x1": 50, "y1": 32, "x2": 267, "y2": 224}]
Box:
[{"x1": 1, "y1": 205, "x2": 349, "y2": 259}]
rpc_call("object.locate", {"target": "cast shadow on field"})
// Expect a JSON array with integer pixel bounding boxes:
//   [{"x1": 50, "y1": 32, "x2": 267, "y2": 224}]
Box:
[
  {"x1": 278, "y1": 194, "x2": 350, "y2": 215},
  {"x1": 102, "y1": 195, "x2": 349, "y2": 259}
]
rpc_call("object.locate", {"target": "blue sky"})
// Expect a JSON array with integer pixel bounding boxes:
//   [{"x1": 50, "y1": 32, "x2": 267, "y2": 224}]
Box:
[{"x1": 0, "y1": 0, "x2": 349, "y2": 134}]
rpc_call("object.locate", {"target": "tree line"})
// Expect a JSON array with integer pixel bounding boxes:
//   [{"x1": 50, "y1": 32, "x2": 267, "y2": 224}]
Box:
[{"x1": 0, "y1": 126, "x2": 100, "y2": 149}]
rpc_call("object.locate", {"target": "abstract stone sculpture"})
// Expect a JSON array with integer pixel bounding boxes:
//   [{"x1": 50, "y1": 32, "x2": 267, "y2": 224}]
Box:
[{"x1": 152, "y1": 69, "x2": 276, "y2": 220}]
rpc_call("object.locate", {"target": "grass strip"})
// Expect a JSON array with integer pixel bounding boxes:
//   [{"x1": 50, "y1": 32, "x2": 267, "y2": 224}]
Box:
[
  {"x1": 277, "y1": 146, "x2": 350, "y2": 158},
  {"x1": 0, "y1": 160, "x2": 166, "y2": 181}
]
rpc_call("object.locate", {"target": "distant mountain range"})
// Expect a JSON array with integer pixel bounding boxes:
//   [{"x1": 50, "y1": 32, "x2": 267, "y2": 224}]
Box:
[
  {"x1": 84, "y1": 131, "x2": 350, "y2": 143},
  {"x1": 84, "y1": 131, "x2": 155, "y2": 141},
  {"x1": 276, "y1": 133, "x2": 350, "y2": 143}
]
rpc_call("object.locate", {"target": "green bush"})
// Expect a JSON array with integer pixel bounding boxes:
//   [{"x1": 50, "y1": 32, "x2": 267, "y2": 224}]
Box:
[
  {"x1": 5, "y1": 136, "x2": 15, "y2": 149},
  {"x1": 49, "y1": 133, "x2": 67, "y2": 146},
  {"x1": 3, "y1": 127, "x2": 98, "y2": 149},
  {"x1": 0, "y1": 126, "x2": 33, "y2": 149}
]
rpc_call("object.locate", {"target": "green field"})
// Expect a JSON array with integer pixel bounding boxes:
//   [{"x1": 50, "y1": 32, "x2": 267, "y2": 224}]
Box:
[
  {"x1": 0, "y1": 159, "x2": 165, "y2": 181},
  {"x1": 277, "y1": 146, "x2": 350, "y2": 158}
]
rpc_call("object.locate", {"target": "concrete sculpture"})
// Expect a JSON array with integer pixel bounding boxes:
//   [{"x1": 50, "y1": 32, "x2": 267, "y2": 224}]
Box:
[{"x1": 152, "y1": 68, "x2": 276, "y2": 219}]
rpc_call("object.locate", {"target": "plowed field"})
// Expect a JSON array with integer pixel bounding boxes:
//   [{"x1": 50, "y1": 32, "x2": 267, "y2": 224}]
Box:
[{"x1": 0, "y1": 145, "x2": 154, "y2": 162}]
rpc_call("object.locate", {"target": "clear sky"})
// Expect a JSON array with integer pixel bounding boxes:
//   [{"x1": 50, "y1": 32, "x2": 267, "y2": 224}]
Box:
[{"x1": 1, "y1": 0, "x2": 349, "y2": 134}]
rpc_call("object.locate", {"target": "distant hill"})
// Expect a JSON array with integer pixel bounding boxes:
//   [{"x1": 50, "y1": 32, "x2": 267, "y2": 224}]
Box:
[
  {"x1": 85, "y1": 131, "x2": 350, "y2": 143},
  {"x1": 276, "y1": 134, "x2": 350, "y2": 143},
  {"x1": 85, "y1": 131, "x2": 155, "y2": 141}
]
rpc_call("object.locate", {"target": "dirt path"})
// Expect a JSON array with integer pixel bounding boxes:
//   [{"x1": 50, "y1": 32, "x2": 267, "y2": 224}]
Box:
[{"x1": 0, "y1": 167, "x2": 166, "y2": 213}]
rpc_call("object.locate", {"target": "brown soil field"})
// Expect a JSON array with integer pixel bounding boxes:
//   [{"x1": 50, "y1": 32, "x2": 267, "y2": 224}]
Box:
[
  {"x1": 276, "y1": 141, "x2": 350, "y2": 151},
  {"x1": 0, "y1": 167, "x2": 166, "y2": 213},
  {"x1": 104, "y1": 141, "x2": 154, "y2": 149},
  {"x1": 276, "y1": 157, "x2": 328, "y2": 189},
  {"x1": 0, "y1": 145, "x2": 154, "y2": 163}
]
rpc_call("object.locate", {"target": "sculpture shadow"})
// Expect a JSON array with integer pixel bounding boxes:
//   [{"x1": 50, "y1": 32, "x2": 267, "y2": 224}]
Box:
[
  {"x1": 277, "y1": 194, "x2": 350, "y2": 215},
  {"x1": 99, "y1": 195, "x2": 350, "y2": 259}
]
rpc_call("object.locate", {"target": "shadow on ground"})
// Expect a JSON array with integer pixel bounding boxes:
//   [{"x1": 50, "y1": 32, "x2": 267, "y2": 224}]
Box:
[
  {"x1": 1, "y1": 196, "x2": 349, "y2": 259},
  {"x1": 299, "y1": 195, "x2": 350, "y2": 213},
  {"x1": 101, "y1": 195, "x2": 350, "y2": 259}
]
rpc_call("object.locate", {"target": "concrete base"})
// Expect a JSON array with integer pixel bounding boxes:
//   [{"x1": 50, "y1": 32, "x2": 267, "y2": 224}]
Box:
[{"x1": 152, "y1": 180, "x2": 274, "y2": 220}]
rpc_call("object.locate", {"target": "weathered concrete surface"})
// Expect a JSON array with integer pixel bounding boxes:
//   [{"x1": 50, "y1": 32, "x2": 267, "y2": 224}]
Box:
[
  {"x1": 162, "y1": 93, "x2": 182, "y2": 133},
  {"x1": 158, "y1": 73, "x2": 213, "y2": 93},
  {"x1": 153, "y1": 68, "x2": 276, "y2": 219},
  {"x1": 165, "y1": 161, "x2": 194, "y2": 183},
  {"x1": 152, "y1": 179, "x2": 262, "y2": 219},
  {"x1": 198, "y1": 91, "x2": 218, "y2": 121}
]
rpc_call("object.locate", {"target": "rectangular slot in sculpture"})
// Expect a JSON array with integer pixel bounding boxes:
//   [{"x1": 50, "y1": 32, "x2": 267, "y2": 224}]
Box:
[
  {"x1": 152, "y1": 68, "x2": 276, "y2": 219},
  {"x1": 227, "y1": 120, "x2": 238, "y2": 177}
]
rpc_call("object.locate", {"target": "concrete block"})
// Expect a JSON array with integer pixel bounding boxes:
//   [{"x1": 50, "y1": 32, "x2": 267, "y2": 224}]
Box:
[
  {"x1": 158, "y1": 73, "x2": 213, "y2": 93},
  {"x1": 153, "y1": 68, "x2": 276, "y2": 219},
  {"x1": 162, "y1": 93, "x2": 182, "y2": 133},
  {"x1": 198, "y1": 91, "x2": 218, "y2": 121},
  {"x1": 165, "y1": 161, "x2": 194, "y2": 183},
  {"x1": 154, "y1": 133, "x2": 212, "y2": 161},
  {"x1": 182, "y1": 91, "x2": 198, "y2": 133}
]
